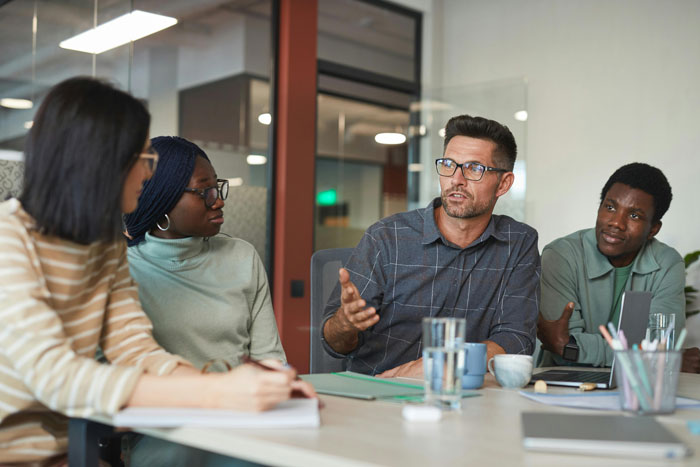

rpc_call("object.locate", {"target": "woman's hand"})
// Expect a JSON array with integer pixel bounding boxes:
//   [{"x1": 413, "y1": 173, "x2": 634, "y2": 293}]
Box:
[{"x1": 214, "y1": 363, "x2": 296, "y2": 411}]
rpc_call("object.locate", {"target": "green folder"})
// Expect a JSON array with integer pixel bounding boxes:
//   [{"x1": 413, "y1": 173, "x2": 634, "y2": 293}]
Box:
[
  {"x1": 300, "y1": 372, "x2": 425, "y2": 400},
  {"x1": 300, "y1": 371, "x2": 480, "y2": 402}
]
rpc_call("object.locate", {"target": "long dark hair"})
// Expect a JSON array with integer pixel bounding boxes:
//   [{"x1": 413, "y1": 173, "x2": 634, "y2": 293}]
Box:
[{"x1": 20, "y1": 77, "x2": 150, "y2": 244}]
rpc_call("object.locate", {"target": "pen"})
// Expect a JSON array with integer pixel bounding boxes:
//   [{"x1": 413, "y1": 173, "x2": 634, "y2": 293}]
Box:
[
  {"x1": 241, "y1": 355, "x2": 300, "y2": 379},
  {"x1": 241, "y1": 356, "x2": 322, "y2": 406},
  {"x1": 675, "y1": 328, "x2": 687, "y2": 351}
]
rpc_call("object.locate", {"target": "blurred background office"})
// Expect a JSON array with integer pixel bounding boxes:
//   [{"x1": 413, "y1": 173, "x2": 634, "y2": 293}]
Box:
[{"x1": 1, "y1": 0, "x2": 698, "y2": 365}]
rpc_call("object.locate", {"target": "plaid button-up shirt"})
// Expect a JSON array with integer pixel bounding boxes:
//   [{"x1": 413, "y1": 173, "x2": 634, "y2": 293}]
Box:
[{"x1": 322, "y1": 198, "x2": 541, "y2": 375}]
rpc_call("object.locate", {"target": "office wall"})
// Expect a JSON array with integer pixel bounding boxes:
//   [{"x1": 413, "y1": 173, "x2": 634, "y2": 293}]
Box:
[{"x1": 434, "y1": 0, "x2": 700, "y2": 257}]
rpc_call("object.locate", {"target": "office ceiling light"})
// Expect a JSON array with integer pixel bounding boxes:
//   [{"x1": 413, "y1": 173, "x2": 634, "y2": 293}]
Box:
[
  {"x1": 374, "y1": 132, "x2": 406, "y2": 145},
  {"x1": 59, "y1": 10, "x2": 177, "y2": 54},
  {"x1": 438, "y1": 128, "x2": 446, "y2": 138},
  {"x1": 1, "y1": 98, "x2": 33, "y2": 109},
  {"x1": 24, "y1": 121, "x2": 33, "y2": 129},
  {"x1": 257, "y1": 113, "x2": 272, "y2": 125},
  {"x1": 228, "y1": 177, "x2": 244, "y2": 187},
  {"x1": 246, "y1": 155, "x2": 267, "y2": 165},
  {"x1": 514, "y1": 110, "x2": 528, "y2": 122}
]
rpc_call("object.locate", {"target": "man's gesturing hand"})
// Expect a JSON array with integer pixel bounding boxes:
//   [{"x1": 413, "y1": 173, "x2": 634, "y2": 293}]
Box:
[
  {"x1": 537, "y1": 301, "x2": 575, "y2": 356},
  {"x1": 335, "y1": 267, "x2": 379, "y2": 332}
]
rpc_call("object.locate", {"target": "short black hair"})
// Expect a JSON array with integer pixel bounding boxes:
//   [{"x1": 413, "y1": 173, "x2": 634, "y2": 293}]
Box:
[
  {"x1": 20, "y1": 77, "x2": 150, "y2": 244},
  {"x1": 443, "y1": 114, "x2": 517, "y2": 171},
  {"x1": 600, "y1": 163, "x2": 672, "y2": 224}
]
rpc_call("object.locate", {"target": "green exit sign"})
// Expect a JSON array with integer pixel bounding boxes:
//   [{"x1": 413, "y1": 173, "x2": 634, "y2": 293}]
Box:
[{"x1": 316, "y1": 189, "x2": 337, "y2": 206}]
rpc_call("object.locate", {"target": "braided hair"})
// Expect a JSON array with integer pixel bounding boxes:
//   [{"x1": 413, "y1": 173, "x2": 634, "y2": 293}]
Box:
[{"x1": 124, "y1": 136, "x2": 209, "y2": 246}]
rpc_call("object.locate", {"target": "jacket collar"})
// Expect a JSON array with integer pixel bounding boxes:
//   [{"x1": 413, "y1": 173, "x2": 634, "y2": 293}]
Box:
[{"x1": 582, "y1": 228, "x2": 660, "y2": 279}]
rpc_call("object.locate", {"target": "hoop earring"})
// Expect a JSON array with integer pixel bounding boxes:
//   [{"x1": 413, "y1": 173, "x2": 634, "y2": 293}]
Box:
[{"x1": 156, "y1": 214, "x2": 171, "y2": 232}]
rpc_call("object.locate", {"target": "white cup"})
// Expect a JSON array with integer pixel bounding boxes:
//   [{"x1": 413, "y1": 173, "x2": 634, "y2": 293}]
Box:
[{"x1": 487, "y1": 354, "x2": 533, "y2": 389}]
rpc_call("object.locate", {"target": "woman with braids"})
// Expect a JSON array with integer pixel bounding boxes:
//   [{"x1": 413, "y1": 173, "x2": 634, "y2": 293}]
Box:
[
  {"x1": 123, "y1": 136, "x2": 285, "y2": 371},
  {"x1": 122, "y1": 136, "x2": 286, "y2": 465},
  {"x1": 0, "y1": 78, "x2": 312, "y2": 466}
]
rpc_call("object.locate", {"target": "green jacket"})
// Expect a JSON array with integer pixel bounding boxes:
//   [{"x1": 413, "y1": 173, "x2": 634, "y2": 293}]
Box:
[{"x1": 539, "y1": 228, "x2": 685, "y2": 367}]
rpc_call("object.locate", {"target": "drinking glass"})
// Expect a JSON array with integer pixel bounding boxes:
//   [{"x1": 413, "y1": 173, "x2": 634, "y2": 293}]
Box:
[
  {"x1": 422, "y1": 317, "x2": 466, "y2": 410},
  {"x1": 646, "y1": 313, "x2": 676, "y2": 350}
]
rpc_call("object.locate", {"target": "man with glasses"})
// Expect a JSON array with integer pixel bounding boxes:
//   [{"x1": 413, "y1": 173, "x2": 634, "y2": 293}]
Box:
[
  {"x1": 322, "y1": 114, "x2": 540, "y2": 377},
  {"x1": 538, "y1": 163, "x2": 700, "y2": 372}
]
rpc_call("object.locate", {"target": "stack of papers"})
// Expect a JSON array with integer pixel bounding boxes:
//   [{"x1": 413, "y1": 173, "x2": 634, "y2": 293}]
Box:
[
  {"x1": 519, "y1": 391, "x2": 700, "y2": 410},
  {"x1": 113, "y1": 398, "x2": 320, "y2": 428}
]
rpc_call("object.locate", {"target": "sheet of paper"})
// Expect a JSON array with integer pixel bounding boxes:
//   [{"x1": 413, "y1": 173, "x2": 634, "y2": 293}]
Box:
[
  {"x1": 519, "y1": 391, "x2": 700, "y2": 411},
  {"x1": 113, "y1": 398, "x2": 320, "y2": 428}
]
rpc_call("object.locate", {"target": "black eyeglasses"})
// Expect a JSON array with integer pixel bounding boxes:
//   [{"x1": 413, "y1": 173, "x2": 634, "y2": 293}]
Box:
[
  {"x1": 183, "y1": 179, "x2": 229, "y2": 208},
  {"x1": 435, "y1": 158, "x2": 508, "y2": 181}
]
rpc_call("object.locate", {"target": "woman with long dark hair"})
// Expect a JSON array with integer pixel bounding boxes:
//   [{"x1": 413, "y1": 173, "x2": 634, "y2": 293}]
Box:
[{"x1": 0, "y1": 77, "x2": 312, "y2": 465}]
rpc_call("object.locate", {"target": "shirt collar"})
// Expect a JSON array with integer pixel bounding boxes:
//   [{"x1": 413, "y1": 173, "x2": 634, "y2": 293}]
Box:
[
  {"x1": 421, "y1": 198, "x2": 506, "y2": 247},
  {"x1": 582, "y1": 228, "x2": 660, "y2": 279}
]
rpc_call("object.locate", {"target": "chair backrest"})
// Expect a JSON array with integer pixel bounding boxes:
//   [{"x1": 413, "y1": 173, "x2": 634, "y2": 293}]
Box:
[{"x1": 310, "y1": 247, "x2": 353, "y2": 374}]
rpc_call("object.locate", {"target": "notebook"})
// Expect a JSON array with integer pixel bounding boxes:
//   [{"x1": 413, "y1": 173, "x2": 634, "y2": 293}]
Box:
[
  {"x1": 112, "y1": 398, "x2": 320, "y2": 428},
  {"x1": 521, "y1": 412, "x2": 689, "y2": 459},
  {"x1": 532, "y1": 291, "x2": 652, "y2": 389}
]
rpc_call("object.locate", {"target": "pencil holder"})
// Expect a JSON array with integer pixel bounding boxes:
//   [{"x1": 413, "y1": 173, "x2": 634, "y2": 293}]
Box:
[{"x1": 613, "y1": 350, "x2": 681, "y2": 415}]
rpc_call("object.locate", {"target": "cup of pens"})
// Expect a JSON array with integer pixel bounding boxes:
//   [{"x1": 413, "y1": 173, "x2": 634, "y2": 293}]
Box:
[{"x1": 613, "y1": 350, "x2": 682, "y2": 415}]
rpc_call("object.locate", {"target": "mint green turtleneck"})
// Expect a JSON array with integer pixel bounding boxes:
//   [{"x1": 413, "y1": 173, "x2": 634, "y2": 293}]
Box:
[{"x1": 127, "y1": 232, "x2": 285, "y2": 371}]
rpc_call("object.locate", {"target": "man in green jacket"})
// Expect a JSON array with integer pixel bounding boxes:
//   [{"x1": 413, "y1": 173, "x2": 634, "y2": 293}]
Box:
[{"x1": 537, "y1": 163, "x2": 700, "y2": 372}]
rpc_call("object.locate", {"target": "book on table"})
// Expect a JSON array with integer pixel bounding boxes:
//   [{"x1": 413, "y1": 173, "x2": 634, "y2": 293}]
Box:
[{"x1": 112, "y1": 398, "x2": 320, "y2": 428}]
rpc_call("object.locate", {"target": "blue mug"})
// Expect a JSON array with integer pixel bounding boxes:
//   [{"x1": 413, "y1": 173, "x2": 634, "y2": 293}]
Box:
[{"x1": 462, "y1": 342, "x2": 487, "y2": 389}]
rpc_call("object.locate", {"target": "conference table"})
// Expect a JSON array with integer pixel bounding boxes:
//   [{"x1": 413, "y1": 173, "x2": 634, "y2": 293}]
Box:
[{"x1": 76, "y1": 368, "x2": 700, "y2": 466}]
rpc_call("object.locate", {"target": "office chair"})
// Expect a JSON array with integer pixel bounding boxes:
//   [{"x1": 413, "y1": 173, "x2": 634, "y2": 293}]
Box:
[{"x1": 309, "y1": 248, "x2": 353, "y2": 373}]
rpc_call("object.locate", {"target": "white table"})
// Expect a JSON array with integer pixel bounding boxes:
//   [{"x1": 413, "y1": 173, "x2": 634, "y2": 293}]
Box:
[{"x1": 80, "y1": 369, "x2": 700, "y2": 466}]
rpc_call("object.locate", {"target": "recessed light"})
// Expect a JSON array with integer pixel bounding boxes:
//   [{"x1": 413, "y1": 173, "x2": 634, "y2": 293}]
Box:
[
  {"x1": 374, "y1": 132, "x2": 406, "y2": 145},
  {"x1": 24, "y1": 121, "x2": 33, "y2": 129},
  {"x1": 246, "y1": 155, "x2": 267, "y2": 165},
  {"x1": 514, "y1": 110, "x2": 528, "y2": 122},
  {"x1": 438, "y1": 128, "x2": 446, "y2": 138},
  {"x1": 1, "y1": 98, "x2": 33, "y2": 110},
  {"x1": 257, "y1": 113, "x2": 271, "y2": 125},
  {"x1": 59, "y1": 10, "x2": 177, "y2": 54},
  {"x1": 228, "y1": 177, "x2": 244, "y2": 187}
]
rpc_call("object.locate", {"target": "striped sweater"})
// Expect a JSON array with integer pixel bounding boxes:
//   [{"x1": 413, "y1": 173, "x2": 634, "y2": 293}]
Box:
[{"x1": 0, "y1": 199, "x2": 189, "y2": 463}]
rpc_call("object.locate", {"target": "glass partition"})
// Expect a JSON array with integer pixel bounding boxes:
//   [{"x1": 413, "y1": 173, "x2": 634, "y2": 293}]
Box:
[
  {"x1": 315, "y1": 92, "x2": 410, "y2": 251},
  {"x1": 0, "y1": 0, "x2": 275, "y2": 265},
  {"x1": 318, "y1": 0, "x2": 418, "y2": 82},
  {"x1": 412, "y1": 78, "x2": 529, "y2": 221}
]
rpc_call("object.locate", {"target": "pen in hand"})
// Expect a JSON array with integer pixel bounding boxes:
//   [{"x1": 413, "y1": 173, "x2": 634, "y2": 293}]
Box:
[{"x1": 241, "y1": 356, "x2": 322, "y2": 407}]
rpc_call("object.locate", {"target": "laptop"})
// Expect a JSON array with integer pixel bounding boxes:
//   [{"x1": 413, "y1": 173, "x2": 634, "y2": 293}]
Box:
[
  {"x1": 531, "y1": 290, "x2": 652, "y2": 389},
  {"x1": 521, "y1": 412, "x2": 689, "y2": 459}
]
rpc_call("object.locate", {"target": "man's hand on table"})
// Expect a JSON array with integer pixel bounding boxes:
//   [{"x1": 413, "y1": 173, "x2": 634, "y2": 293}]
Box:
[
  {"x1": 537, "y1": 301, "x2": 575, "y2": 356},
  {"x1": 377, "y1": 358, "x2": 423, "y2": 378},
  {"x1": 682, "y1": 347, "x2": 700, "y2": 373}
]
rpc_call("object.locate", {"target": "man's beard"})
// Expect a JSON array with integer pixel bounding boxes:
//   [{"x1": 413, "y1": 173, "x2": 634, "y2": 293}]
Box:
[{"x1": 440, "y1": 189, "x2": 497, "y2": 219}]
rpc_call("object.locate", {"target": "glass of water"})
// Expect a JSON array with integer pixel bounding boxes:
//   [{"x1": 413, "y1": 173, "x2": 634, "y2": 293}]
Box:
[
  {"x1": 646, "y1": 313, "x2": 676, "y2": 350},
  {"x1": 422, "y1": 317, "x2": 466, "y2": 410}
]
